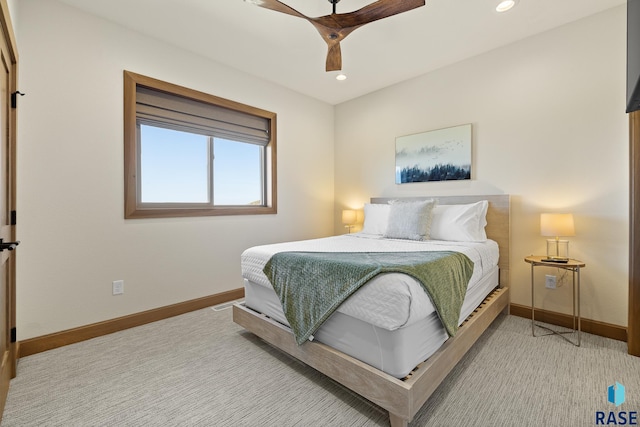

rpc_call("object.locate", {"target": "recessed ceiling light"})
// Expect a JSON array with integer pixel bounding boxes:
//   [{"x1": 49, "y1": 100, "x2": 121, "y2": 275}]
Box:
[
  {"x1": 336, "y1": 74, "x2": 347, "y2": 81},
  {"x1": 496, "y1": 0, "x2": 516, "y2": 12}
]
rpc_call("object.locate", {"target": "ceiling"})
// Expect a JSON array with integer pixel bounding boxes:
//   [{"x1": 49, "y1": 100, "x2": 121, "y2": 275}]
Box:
[{"x1": 56, "y1": 0, "x2": 625, "y2": 105}]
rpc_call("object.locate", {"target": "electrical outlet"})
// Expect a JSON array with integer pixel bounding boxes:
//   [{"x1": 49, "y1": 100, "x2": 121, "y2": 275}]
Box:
[
  {"x1": 112, "y1": 280, "x2": 124, "y2": 295},
  {"x1": 545, "y1": 274, "x2": 557, "y2": 290}
]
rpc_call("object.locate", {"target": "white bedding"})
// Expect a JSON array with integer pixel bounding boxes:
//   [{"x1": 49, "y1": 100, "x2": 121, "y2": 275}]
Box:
[{"x1": 241, "y1": 233, "x2": 499, "y2": 331}]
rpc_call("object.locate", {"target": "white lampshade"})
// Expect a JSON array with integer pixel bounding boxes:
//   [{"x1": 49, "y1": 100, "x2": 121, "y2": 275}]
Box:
[
  {"x1": 540, "y1": 213, "x2": 575, "y2": 238},
  {"x1": 342, "y1": 209, "x2": 357, "y2": 225}
]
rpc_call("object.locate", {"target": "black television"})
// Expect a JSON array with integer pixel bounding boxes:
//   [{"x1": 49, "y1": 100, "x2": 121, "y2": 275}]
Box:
[{"x1": 628, "y1": 0, "x2": 640, "y2": 113}]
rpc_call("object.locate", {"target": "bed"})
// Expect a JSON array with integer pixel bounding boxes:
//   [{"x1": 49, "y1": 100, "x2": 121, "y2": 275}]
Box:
[{"x1": 233, "y1": 195, "x2": 510, "y2": 427}]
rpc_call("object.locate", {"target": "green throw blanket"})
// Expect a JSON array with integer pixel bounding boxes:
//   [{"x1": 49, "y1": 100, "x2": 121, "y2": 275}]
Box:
[{"x1": 263, "y1": 251, "x2": 474, "y2": 345}]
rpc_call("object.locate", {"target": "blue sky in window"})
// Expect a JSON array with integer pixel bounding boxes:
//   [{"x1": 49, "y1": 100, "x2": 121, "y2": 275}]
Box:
[
  {"x1": 140, "y1": 125, "x2": 261, "y2": 205},
  {"x1": 213, "y1": 139, "x2": 262, "y2": 205}
]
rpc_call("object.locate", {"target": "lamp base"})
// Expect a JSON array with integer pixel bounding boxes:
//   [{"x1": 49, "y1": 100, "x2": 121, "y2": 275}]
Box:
[{"x1": 546, "y1": 239, "x2": 569, "y2": 260}]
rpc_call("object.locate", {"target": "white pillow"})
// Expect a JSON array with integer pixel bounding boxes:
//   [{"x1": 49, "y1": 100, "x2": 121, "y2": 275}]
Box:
[
  {"x1": 430, "y1": 200, "x2": 489, "y2": 242},
  {"x1": 360, "y1": 203, "x2": 391, "y2": 235},
  {"x1": 384, "y1": 199, "x2": 436, "y2": 241}
]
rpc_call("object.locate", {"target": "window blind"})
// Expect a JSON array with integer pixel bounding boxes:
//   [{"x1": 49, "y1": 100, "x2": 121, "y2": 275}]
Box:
[{"x1": 136, "y1": 86, "x2": 270, "y2": 146}]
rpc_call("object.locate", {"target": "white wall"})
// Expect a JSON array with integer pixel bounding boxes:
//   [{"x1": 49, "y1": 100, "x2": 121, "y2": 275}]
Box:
[
  {"x1": 15, "y1": 0, "x2": 335, "y2": 339},
  {"x1": 6, "y1": 0, "x2": 17, "y2": 39},
  {"x1": 334, "y1": 6, "x2": 628, "y2": 327}
]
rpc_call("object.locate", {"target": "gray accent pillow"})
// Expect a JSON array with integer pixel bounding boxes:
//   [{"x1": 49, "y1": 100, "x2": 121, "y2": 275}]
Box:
[{"x1": 383, "y1": 199, "x2": 437, "y2": 241}]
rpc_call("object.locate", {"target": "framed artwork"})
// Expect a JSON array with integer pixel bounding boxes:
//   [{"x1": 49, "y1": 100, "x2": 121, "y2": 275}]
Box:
[{"x1": 395, "y1": 123, "x2": 472, "y2": 184}]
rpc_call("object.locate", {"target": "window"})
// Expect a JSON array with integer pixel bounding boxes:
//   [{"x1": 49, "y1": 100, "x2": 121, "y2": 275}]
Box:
[{"x1": 124, "y1": 71, "x2": 277, "y2": 218}]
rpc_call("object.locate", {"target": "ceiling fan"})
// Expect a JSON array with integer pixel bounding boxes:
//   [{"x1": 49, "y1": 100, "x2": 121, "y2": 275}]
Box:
[{"x1": 245, "y1": 0, "x2": 426, "y2": 72}]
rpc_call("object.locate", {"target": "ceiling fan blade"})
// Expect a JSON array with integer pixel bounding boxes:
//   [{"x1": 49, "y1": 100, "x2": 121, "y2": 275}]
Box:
[
  {"x1": 331, "y1": 0, "x2": 425, "y2": 28},
  {"x1": 325, "y1": 42, "x2": 342, "y2": 72},
  {"x1": 244, "y1": 0, "x2": 307, "y2": 19},
  {"x1": 248, "y1": 0, "x2": 425, "y2": 73}
]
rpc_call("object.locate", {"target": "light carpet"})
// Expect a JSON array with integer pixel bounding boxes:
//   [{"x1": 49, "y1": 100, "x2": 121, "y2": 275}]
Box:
[{"x1": 2, "y1": 307, "x2": 639, "y2": 426}]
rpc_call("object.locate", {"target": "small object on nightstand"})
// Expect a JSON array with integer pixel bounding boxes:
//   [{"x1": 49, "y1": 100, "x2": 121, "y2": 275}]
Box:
[
  {"x1": 540, "y1": 258, "x2": 568, "y2": 263},
  {"x1": 524, "y1": 255, "x2": 586, "y2": 346}
]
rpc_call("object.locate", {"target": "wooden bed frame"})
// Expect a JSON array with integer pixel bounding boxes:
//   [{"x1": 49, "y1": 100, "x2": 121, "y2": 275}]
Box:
[{"x1": 233, "y1": 195, "x2": 511, "y2": 427}]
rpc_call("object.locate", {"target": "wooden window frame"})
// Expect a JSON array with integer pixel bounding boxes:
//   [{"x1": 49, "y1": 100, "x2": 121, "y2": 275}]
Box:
[{"x1": 123, "y1": 70, "x2": 277, "y2": 219}]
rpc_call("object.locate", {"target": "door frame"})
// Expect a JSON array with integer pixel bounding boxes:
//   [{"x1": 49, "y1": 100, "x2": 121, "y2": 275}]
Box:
[
  {"x1": 0, "y1": 0, "x2": 17, "y2": 414},
  {"x1": 630, "y1": 111, "x2": 640, "y2": 357}
]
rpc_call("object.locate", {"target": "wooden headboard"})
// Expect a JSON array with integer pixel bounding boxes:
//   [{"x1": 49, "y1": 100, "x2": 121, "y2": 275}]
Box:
[{"x1": 370, "y1": 195, "x2": 511, "y2": 288}]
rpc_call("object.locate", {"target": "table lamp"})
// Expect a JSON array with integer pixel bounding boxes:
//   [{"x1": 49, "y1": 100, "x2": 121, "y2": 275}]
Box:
[
  {"x1": 540, "y1": 213, "x2": 575, "y2": 260},
  {"x1": 342, "y1": 209, "x2": 357, "y2": 233}
]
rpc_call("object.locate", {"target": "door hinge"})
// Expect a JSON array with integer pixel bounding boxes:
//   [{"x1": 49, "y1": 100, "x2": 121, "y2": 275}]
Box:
[
  {"x1": 10, "y1": 210, "x2": 16, "y2": 226},
  {"x1": 10, "y1": 91, "x2": 25, "y2": 109},
  {"x1": 10, "y1": 327, "x2": 16, "y2": 343}
]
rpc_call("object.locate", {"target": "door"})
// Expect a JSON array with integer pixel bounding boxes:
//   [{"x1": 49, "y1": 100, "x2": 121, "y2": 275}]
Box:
[{"x1": 0, "y1": 0, "x2": 17, "y2": 417}]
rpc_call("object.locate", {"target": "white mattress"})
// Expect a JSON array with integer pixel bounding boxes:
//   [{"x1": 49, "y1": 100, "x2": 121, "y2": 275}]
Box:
[
  {"x1": 244, "y1": 265, "x2": 499, "y2": 378},
  {"x1": 241, "y1": 233, "x2": 499, "y2": 331}
]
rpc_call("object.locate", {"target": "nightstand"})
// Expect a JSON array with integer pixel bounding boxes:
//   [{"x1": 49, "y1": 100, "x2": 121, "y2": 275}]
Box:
[{"x1": 524, "y1": 256, "x2": 586, "y2": 346}]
